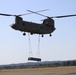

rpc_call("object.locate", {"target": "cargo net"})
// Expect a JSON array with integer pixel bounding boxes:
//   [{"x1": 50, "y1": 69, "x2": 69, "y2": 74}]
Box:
[{"x1": 28, "y1": 33, "x2": 41, "y2": 62}]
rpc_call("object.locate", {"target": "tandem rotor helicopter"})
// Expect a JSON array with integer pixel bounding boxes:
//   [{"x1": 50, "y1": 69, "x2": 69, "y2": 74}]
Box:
[{"x1": 0, "y1": 9, "x2": 76, "y2": 37}]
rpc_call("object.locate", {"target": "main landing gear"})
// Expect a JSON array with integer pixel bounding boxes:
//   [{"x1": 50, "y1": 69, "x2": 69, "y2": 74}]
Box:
[
  {"x1": 41, "y1": 34, "x2": 52, "y2": 37},
  {"x1": 23, "y1": 32, "x2": 33, "y2": 36},
  {"x1": 23, "y1": 32, "x2": 26, "y2": 36},
  {"x1": 50, "y1": 34, "x2": 52, "y2": 37},
  {"x1": 23, "y1": 33, "x2": 52, "y2": 37}
]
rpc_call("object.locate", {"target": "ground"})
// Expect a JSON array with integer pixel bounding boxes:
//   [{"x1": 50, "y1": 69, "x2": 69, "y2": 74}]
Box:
[{"x1": 0, "y1": 66, "x2": 76, "y2": 75}]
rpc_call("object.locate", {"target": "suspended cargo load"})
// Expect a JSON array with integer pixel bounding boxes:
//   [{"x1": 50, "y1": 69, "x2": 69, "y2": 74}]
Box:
[{"x1": 28, "y1": 57, "x2": 41, "y2": 62}]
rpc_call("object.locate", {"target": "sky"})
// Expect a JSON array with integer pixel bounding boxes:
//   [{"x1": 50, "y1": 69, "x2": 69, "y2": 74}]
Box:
[{"x1": 0, "y1": 0, "x2": 76, "y2": 65}]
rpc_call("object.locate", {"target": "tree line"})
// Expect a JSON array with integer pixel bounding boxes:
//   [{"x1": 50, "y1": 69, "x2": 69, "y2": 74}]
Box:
[{"x1": 0, "y1": 60, "x2": 76, "y2": 70}]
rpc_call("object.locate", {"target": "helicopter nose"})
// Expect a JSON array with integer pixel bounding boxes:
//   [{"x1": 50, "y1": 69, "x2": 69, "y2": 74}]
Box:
[
  {"x1": 11, "y1": 24, "x2": 16, "y2": 29},
  {"x1": 11, "y1": 25, "x2": 14, "y2": 29}
]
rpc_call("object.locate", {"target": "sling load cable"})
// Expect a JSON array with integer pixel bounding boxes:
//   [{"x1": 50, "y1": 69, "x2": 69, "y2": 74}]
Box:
[
  {"x1": 28, "y1": 34, "x2": 41, "y2": 62},
  {"x1": 28, "y1": 33, "x2": 33, "y2": 57},
  {"x1": 37, "y1": 35, "x2": 40, "y2": 58}
]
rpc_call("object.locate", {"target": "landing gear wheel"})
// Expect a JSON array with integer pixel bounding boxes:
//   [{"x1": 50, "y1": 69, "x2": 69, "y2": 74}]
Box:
[
  {"x1": 50, "y1": 34, "x2": 52, "y2": 37},
  {"x1": 42, "y1": 34, "x2": 44, "y2": 37},
  {"x1": 23, "y1": 33, "x2": 26, "y2": 36},
  {"x1": 30, "y1": 33, "x2": 33, "y2": 35}
]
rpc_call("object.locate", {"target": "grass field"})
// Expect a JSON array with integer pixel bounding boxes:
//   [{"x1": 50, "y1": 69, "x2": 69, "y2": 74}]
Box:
[{"x1": 0, "y1": 66, "x2": 76, "y2": 74}]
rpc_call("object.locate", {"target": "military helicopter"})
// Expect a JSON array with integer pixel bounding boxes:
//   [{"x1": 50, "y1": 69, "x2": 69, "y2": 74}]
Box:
[{"x1": 0, "y1": 9, "x2": 76, "y2": 37}]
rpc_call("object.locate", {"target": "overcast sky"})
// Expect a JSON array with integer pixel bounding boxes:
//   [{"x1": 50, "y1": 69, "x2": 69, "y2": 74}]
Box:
[{"x1": 0, "y1": 0, "x2": 76, "y2": 65}]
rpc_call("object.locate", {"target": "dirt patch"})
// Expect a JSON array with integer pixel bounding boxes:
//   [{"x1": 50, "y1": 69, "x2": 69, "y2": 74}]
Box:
[{"x1": 0, "y1": 66, "x2": 76, "y2": 75}]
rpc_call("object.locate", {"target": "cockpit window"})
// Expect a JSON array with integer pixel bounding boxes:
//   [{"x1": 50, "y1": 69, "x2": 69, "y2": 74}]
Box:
[{"x1": 13, "y1": 21, "x2": 16, "y2": 24}]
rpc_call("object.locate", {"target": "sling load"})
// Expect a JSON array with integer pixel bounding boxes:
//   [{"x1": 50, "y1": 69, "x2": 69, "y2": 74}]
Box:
[{"x1": 28, "y1": 33, "x2": 41, "y2": 62}]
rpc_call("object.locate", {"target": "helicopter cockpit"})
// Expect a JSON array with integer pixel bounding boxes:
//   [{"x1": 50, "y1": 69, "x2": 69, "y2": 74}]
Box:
[{"x1": 11, "y1": 16, "x2": 23, "y2": 29}]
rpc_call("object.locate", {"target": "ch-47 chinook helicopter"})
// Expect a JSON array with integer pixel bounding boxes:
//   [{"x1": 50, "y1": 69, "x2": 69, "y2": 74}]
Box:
[{"x1": 0, "y1": 9, "x2": 76, "y2": 37}]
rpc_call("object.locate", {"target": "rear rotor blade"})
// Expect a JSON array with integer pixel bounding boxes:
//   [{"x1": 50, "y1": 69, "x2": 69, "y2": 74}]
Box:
[
  {"x1": 19, "y1": 9, "x2": 49, "y2": 16},
  {"x1": 41, "y1": 14, "x2": 76, "y2": 21},
  {"x1": 27, "y1": 10, "x2": 76, "y2": 19},
  {"x1": 51, "y1": 14, "x2": 76, "y2": 18}
]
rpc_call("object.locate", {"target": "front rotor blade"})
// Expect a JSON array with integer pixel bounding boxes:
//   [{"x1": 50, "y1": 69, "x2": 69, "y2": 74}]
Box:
[
  {"x1": 0, "y1": 13, "x2": 14, "y2": 16},
  {"x1": 27, "y1": 10, "x2": 49, "y2": 17},
  {"x1": 51, "y1": 14, "x2": 76, "y2": 18}
]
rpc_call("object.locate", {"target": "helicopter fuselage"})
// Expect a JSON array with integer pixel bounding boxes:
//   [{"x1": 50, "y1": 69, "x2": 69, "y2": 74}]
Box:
[{"x1": 11, "y1": 16, "x2": 55, "y2": 36}]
